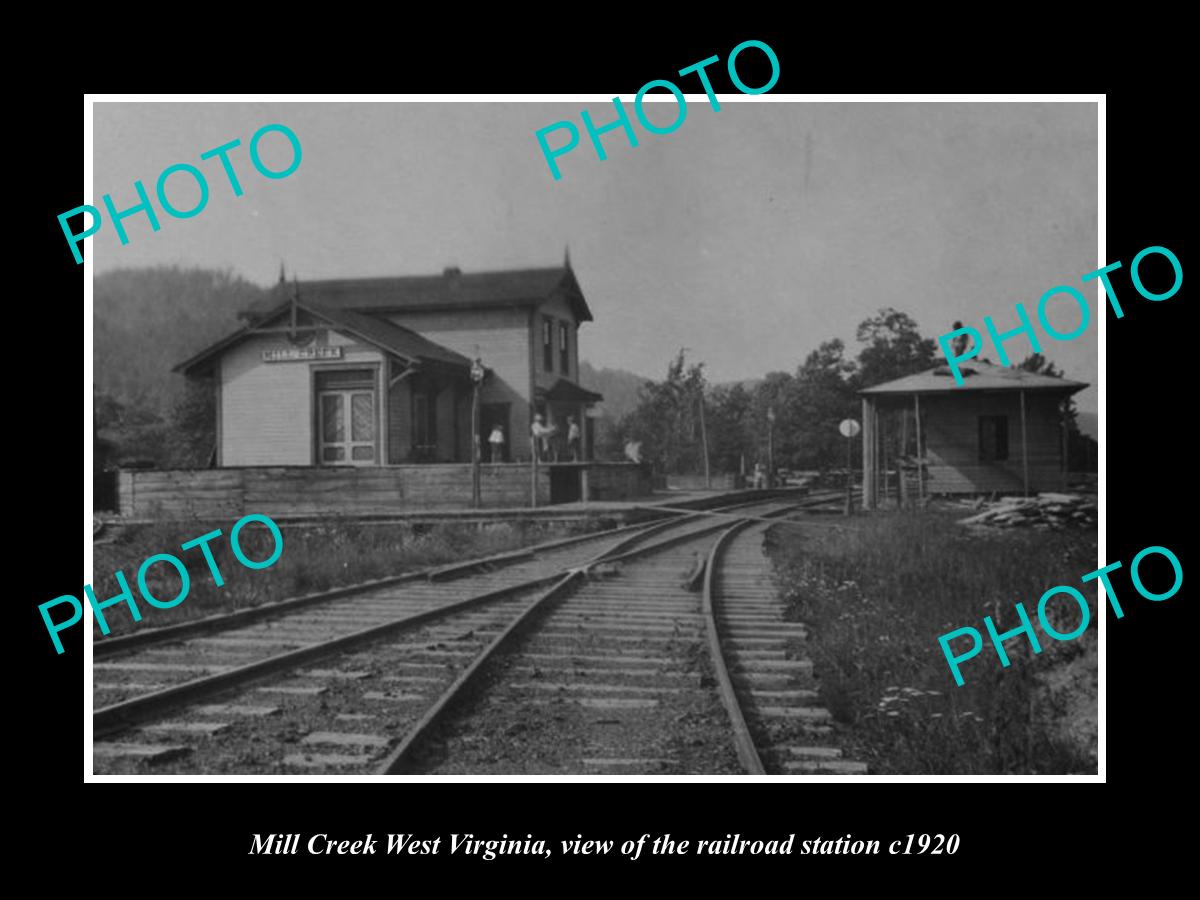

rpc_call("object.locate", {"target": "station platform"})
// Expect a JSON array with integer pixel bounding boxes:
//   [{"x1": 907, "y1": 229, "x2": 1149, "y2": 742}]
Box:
[{"x1": 100, "y1": 487, "x2": 805, "y2": 528}]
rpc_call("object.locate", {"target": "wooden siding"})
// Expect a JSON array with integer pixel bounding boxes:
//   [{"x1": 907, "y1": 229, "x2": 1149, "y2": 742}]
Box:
[
  {"x1": 115, "y1": 464, "x2": 578, "y2": 518},
  {"x1": 435, "y1": 384, "x2": 457, "y2": 461},
  {"x1": 387, "y1": 377, "x2": 412, "y2": 464},
  {"x1": 535, "y1": 293, "x2": 579, "y2": 389},
  {"x1": 118, "y1": 468, "x2": 246, "y2": 519},
  {"x1": 219, "y1": 332, "x2": 383, "y2": 467},
  {"x1": 455, "y1": 392, "x2": 472, "y2": 461},
  {"x1": 919, "y1": 392, "x2": 1065, "y2": 494},
  {"x1": 384, "y1": 308, "x2": 533, "y2": 459}
]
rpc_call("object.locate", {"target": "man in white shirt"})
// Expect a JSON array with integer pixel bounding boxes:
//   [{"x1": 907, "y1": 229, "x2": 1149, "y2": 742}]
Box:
[{"x1": 531, "y1": 414, "x2": 556, "y2": 462}]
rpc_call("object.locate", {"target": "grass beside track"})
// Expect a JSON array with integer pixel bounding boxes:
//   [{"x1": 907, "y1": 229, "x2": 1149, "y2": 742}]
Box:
[
  {"x1": 91, "y1": 517, "x2": 616, "y2": 638},
  {"x1": 766, "y1": 508, "x2": 1098, "y2": 775}
]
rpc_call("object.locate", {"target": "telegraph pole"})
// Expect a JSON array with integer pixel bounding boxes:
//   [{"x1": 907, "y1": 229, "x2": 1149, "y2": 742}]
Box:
[
  {"x1": 470, "y1": 358, "x2": 484, "y2": 509},
  {"x1": 766, "y1": 406, "x2": 776, "y2": 488}
]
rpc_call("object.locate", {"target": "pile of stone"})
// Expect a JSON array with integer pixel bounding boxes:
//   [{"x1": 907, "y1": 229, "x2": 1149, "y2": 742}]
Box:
[{"x1": 959, "y1": 493, "x2": 1097, "y2": 530}]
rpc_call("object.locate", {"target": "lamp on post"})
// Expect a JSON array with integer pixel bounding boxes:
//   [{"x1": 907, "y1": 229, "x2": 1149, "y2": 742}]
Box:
[
  {"x1": 766, "y1": 406, "x2": 776, "y2": 489},
  {"x1": 839, "y1": 418, "x2": 861, "y2": 516},
  {"x1": 470, "y1": 357, "x2": 485, "y2": 509}
]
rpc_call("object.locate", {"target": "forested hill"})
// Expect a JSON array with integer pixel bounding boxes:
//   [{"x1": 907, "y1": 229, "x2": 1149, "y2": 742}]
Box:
[
  {"x1": 94, "y1": 266, "x2": 270, "y2": 414},
  {"x1": 578, "y1": 361, "x2": 650, "y2": 423}
]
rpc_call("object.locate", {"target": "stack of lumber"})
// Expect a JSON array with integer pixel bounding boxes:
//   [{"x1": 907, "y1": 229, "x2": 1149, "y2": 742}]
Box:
[{"x1": 959, "y1": 493, "x2": 1096, "y2": 530}]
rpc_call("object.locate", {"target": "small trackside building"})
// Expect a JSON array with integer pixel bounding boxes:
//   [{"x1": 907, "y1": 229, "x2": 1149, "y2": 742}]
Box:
[
  {"x1": 175, "y1": 262, "x2": 603, "y2": 468},
  {"x1": 858, "y1": 361, "x2": 1088, "y2": 507}
]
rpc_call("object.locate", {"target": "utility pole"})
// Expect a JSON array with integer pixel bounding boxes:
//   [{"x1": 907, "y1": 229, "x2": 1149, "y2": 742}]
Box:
[
  {"x1": 470, "y1": 358, "x2": 485, "y2": 509},
  {"x1": 530, "y1": 409, "x2": 539, "y2": 508},
  {"x1": 766, "y1": 406, "x2": 776, "y2": 489},
  {"x1": 698, "y1": 389, "x2": 711, "y2": 489}
]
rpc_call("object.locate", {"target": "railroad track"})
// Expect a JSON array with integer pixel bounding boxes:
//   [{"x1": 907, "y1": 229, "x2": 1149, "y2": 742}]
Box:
[
  {"x1": 384, "y1": 520, "x2": 781, "y2": 775},
  {"x1": 92, "y1": 496, "x2": 780, "y2": 706},
  {"x1": 93, "y1": 492, "x2": 838, "y2": 773},
  {"x1": 384, "y1": 496, "x2": 864, "y2": 776},
  {"x1": 704, "y1": 512, "x2": 868, "y2": 774}
]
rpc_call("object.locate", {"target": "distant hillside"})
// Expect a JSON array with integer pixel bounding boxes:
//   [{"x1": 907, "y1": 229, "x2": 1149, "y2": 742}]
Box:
[
  {"x1": 95, "y1": 266, "x2": 270, "y2": 415},
  {"x1": 578, "y1": 360, "x2": 651, "y2": 423}
]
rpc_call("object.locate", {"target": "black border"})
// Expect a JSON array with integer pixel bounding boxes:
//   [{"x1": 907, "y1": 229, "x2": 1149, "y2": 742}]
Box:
[{"x1": 21, "y1": 30, "x2": 1189, "y2": 880}]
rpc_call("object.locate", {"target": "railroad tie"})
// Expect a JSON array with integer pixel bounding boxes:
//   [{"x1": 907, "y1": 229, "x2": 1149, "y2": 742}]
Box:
[{"x1": 93, "y1": 742, "x2": 190, "y2": 764}]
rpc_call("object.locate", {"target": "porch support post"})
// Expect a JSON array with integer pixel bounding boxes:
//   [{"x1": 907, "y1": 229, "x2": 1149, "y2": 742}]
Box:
[
  {"x1": 862, "y1": 396, "x2": 877, "y2": 510},
  {"x1": 1020, "y1": 389, "x2": 1030, "y2": 497}
]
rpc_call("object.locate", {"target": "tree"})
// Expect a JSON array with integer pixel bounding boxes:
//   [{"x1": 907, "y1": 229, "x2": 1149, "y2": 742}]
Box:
[
  {"x1": 706, "y1": 383, "x2": 754, "y2": 473},
  {"x1": 790, "y1": 338, "x2": 859, "y2": 470},
  {"x1": 750, "y1": 371, "x2": 798, "y2": 471},
  {"x1": 855, "y1": 308, "x2": 937, "y2": 388},
  {"x1": 617, "y1": 350, "x2": 708, "y2": 473},
  {"x1": 168, "y1": 379, "x2": 217, "y2": 468},
  {"x1": 854, "y1": 310, "x2": 937, "y2": 480}
]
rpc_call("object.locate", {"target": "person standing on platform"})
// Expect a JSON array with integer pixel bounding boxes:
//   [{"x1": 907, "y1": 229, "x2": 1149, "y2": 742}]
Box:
[
  {"x1": 488, "y1": 425, "x2": 505, "y2": 462},
  {"x1": 567, "y1": 416, "x2": 581, "y2": 461},
  {"x1": 531, "y1": 414, "x2": 556, "y2": 462}
]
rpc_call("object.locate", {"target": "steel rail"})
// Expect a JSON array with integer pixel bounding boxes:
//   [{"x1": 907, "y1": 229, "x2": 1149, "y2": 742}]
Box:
[
  {"x1": 374, "y1": 571, "x2": 581, "y2": 774},
  {"x1": 92, "y1": 491, "x2": 803, "y2": 658},
  {"x1": 93, "y1": 497, "x2": 795, "y2": 738},
  {"x1": 92, "y1": 575, "x2": 563, "y2": 737},
  {"x1": 93, "y1": 506, "x2": 684, "y2": 659},
  {"x1": 375, "y1": 500, "x2": 803, "y2": 774},
  {"x1": 702, "y1": 521, "x2": 766, "y2": 774},
  {"x1": 701, "y1": 506, "x2": 804, "y2": 775}
]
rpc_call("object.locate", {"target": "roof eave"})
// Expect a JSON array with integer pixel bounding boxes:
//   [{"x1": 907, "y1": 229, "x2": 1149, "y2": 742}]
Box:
[
  {"x1": 558, "y1": 267, "x2": 594, "y2": 323},
  {"x1": 859, "y1": 382, "x2": 1089, "y2": 397},
  {"x1": 173, "y1": 299, "x2": 296, "y2": 376}
]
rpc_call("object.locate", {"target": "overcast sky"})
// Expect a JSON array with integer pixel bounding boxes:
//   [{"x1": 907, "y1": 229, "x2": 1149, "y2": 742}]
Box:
[{"x1": 92, "y1": 100, "x2": 1099, "y2": 412}]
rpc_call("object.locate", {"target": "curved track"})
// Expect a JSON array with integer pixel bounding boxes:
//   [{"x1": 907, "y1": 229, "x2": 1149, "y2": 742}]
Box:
[
  {"x1": 703, "y1": 511, "x2": 869, "y2": 774},
  {"x1": 92, "y1": 493, "x2": 819, "y2": 773}
]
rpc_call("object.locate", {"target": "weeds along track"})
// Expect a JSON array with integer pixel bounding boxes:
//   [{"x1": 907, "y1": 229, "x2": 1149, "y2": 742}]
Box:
[
  {"x1": 703, "y1": 514, "x2": 868, "y2": 775},
  {"x1": 92, "y1": 494, "x2": 824, "y2": 773}
]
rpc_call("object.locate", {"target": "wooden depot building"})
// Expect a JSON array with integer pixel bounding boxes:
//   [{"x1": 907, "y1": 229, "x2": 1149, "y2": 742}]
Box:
[
  {"x1": 176, "y1": 261, "x2": 603, "y2": 468},
  {"x1": 116, "y1": 260, "x2": 655, "y2": 519},
  {"x1": 859, "y1": 361, "x2": 1088, "y2": 507}
]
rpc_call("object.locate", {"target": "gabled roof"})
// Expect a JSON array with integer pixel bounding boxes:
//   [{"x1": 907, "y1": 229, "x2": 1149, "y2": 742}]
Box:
[
  {"x1": 175, "y1": 299, "x2": 472, "y2": 377},
  {"x1": 536, "y1": 378, "x2": 604, "y2": 404},
  {"x1": 860, "y1": 361, "x2": 1088, "y2": 396},
  {"x1": 250, "y1": 265, "x2": 593, "y2": 323},
  {"x1": 322, "y1": 305, "x2": 471, "y2": 369}
]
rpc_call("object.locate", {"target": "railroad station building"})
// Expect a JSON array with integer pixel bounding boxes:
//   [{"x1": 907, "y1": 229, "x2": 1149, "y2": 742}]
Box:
[
  {"x1": 176, "y1": 261, "x2": 604, "y2": 468},
  {"x1": 859, "y1": 361, "x2": 1088, "y2": 507},
  {"x1": 108, "y1": 260, "x2": 655, "y2": 518}
]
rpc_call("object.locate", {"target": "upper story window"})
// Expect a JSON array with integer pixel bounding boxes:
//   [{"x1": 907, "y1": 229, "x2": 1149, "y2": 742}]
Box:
[
  {"x1": 559, "y1": 321, "x2": 569, "y2": 373},
  {"x1": 542, "y1": 316, "x2": 554, "y2": 371}
]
